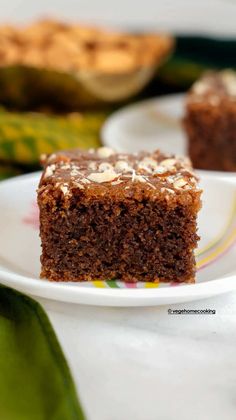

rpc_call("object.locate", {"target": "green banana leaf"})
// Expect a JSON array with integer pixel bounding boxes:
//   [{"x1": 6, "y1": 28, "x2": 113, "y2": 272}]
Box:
[
  {"x1": 0, "y1": 108, "x2": 106, "y2": 165},
  {"x1": 0, "y1": 284, "x2": 85, "y2": 420}
]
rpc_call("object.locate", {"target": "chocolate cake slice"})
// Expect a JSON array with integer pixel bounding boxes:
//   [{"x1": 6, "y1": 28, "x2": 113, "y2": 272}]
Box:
[
  {"x1": 38, "y1": 147, "x2": 201, "y2": 283},
  {"x1": 183, "y1": 70, "x2": 236, "y2": 171}
]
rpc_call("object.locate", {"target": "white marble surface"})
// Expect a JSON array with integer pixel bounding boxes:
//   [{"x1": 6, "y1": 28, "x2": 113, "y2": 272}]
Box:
[{"x1": 38, "y1": 292, "x2": 236, "y2": 420}]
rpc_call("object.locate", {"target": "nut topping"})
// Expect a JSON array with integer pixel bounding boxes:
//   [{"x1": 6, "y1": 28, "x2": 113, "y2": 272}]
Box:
[
  {"x1": 87, "y1": 170, "x2": 119, "y2": 183},
  {"x1": 173, "y1": 178, "x2": 187, "y2": 189},
  {"x1": 115, "y1": 160, "x2": 132, "y2": 173},
  {"x1": 97, "y1": 147, "x2": 115, "y2": 158}
]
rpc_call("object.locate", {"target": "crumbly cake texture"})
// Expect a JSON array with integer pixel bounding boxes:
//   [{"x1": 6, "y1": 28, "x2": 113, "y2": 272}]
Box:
[
  {"x1": 183, "y1": 70, "x2": 236, "y2": 171},
  {"x1": 0, "y1": 19, "x2": 173, "y2": 74},
  {"x1": 38, "y1": 147, "x2": 202, "y2": 283}
]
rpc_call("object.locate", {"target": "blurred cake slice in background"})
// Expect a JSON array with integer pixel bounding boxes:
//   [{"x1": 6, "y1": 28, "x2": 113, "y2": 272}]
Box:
[{"x1": 183, "y1": 70, "x2": 236, "y2": 172}]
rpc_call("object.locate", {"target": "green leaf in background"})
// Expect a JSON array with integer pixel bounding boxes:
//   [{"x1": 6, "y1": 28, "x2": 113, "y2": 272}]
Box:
[
  {"x1": 0, "y1": 108, "x2": 106, "y2": 166},
  {"x1": 0, "y1": 285, "x2": 85, "y2": 420}
]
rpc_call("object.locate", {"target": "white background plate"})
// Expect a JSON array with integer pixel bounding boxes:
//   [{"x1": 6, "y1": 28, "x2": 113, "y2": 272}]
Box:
[
  {"x1": 0, "y1": 172, "x2": 236, "y2": 306},
  {"x1": 102, "y1": 94, "x2": 186, "y2": 155}
]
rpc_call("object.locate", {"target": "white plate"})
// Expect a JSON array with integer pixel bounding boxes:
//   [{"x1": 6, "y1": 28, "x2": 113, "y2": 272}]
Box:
[
  {"x1": 102, "y1": 93, "x2": 186, "y2": 155},
  {"x1": 0, "y1": 172, "x2": 236, "y2": 306}
]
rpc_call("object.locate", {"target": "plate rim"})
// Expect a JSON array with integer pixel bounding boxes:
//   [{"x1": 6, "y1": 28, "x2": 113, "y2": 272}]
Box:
[{"x1": 0, "y1": 268, "x2": 236, "y2": 306}]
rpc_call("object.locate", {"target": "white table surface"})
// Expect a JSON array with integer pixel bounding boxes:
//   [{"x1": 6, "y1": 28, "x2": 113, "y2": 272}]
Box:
[{"x1": 37, "y1": 292, "x2": 236, "y2": 420}]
